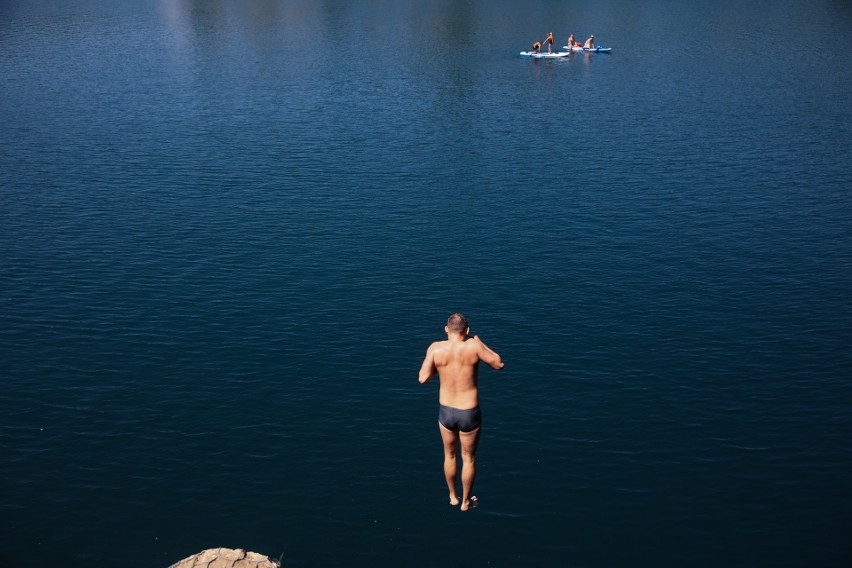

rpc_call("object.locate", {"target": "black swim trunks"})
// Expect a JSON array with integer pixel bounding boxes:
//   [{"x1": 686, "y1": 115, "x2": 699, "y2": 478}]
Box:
[{"x1": 439, "y1": 404, "x2": 482, "y2": 433}]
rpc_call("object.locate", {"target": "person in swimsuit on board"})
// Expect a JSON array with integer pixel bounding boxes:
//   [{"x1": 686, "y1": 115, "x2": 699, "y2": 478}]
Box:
[
  {"x1": 418, "y1": 313, "x2": 505, "y2": 511},
  {"x1": 568, "y1": 33, "x2": 577, "y2": 49},
  {"x1": 532, "y1": 40, "x2": 543, "y2": 53},
  {"x1": 583, "y1": 34, "x2": 595, "y2": 49},
  {"x1": 545, "y1": 32, "x2": 555, "y2": 53}
]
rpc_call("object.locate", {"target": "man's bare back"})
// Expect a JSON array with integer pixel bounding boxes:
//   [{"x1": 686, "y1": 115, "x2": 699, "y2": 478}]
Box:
[
  {"x1": 420, "y1": 336, "x2": 500, "y2": 409},
  {"x1": 419, "y1": 313, "x2": 504, "y2": 511}
]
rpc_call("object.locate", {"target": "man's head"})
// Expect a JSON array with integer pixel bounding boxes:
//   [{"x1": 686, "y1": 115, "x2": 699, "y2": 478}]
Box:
[{"x1": 446, "y1": 313, "x2": 469, "y2": 335}]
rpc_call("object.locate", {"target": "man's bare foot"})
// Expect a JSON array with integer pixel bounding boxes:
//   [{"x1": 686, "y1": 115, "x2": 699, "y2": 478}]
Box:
[
  {"x1": 449, "y1": 495, "x2": 460, "y2": 506},
  {"x1": 460, "y1": 496, "x2": 479, "y2": 512}
]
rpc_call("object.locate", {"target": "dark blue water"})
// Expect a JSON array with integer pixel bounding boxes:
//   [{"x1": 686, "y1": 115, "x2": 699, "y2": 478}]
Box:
[{"x1": 2, "y1": 1, "x2": 851, "y2": 566}]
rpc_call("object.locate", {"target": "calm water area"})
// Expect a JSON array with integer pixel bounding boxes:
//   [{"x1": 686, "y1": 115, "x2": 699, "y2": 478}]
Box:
[{"x1": 2, "y1": 1, "x2": 851, "y2": 566}]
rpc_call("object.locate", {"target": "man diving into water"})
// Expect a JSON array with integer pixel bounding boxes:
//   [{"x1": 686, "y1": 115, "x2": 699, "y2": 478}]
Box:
[{"x1": 419, "y1": 313, "x2": 505, "y2": 511}]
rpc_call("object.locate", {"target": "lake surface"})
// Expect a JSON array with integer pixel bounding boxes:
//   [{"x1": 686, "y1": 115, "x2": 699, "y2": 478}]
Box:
[{"x1": 2, "y1": 1, "x2": 851, "y2": 566}]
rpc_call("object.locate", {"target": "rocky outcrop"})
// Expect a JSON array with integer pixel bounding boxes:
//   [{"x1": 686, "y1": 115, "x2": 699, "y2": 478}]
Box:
[{"x1": 169, "y1": 548, "x2": 280, "y2": 568}]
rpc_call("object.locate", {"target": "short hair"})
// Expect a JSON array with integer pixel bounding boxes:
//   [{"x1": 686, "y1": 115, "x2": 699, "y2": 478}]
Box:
[{"x1": 447, "y1": 313, "x2": 468, "y2": 333}]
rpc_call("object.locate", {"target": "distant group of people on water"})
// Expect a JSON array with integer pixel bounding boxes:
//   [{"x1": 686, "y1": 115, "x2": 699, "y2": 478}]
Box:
[{"x1": 531, "y1": 31, "x2": 595, "y2": 53}]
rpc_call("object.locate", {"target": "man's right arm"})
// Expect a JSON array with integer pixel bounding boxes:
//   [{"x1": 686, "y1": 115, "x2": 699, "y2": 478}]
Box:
[
  {"x1": 418, "y1": 344, "x2": 438, "y2": 384},
  {"x1": 473, "y1": 336, "x2": 505, "y2": 370}
]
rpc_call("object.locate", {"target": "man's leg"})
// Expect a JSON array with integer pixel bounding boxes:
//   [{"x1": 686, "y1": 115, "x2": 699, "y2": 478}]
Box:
[
  {"x1": 459, "y1": 427, "x2": 481, "y2": 511},
  {"x1": 439, "y1": 423, "x2": 460, "y2": 506}
]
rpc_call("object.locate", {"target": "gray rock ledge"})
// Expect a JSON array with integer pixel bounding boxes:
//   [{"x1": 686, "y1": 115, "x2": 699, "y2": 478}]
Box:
[{"x1": 169, "y1": 547, "x2": 281, "y2": 568}]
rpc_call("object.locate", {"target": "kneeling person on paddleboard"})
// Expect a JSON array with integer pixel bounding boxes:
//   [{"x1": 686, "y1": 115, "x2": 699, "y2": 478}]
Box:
[{"x1": 584, "y1": 34, "x2": 595, "y2": 49}]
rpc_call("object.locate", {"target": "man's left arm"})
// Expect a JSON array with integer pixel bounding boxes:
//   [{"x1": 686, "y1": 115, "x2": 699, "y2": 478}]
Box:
[{"x1": 473, "y1": 336, "x2": 505, "y2": 370}]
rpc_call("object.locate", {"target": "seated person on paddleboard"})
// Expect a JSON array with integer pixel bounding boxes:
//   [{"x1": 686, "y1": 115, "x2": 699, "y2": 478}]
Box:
[
  {"x1": 584, "y1": 34, "x2": 595, "y2": 49},
  {"x1": 568, "y1": 33, "x2": 577, "y2": 49}
]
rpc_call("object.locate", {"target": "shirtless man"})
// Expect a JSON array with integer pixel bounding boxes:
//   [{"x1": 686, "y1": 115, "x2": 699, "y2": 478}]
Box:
[
  {"x1": 583, "y1": 34, "x2": 595, "y2": 49},
  {"x1": 568, "y1": 33, "x2": 577, "y2": 49},
  {"x1": 418, "y1": 313, "x2": 504, "y2": 511}
]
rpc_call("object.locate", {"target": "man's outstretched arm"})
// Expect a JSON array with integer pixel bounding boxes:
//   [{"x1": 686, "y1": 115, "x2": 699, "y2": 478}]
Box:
[
  {"x1": 473, "y1": 335, "x2": 505, "y2": 370},
  {"x1": 418, "y1": 347, "x2": 437, "y2": 384}
]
